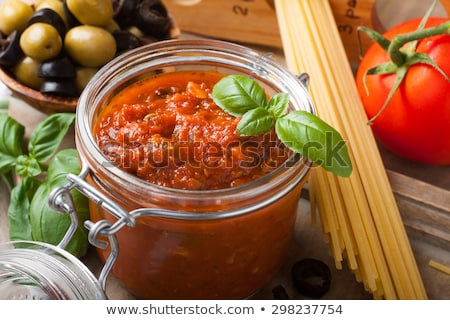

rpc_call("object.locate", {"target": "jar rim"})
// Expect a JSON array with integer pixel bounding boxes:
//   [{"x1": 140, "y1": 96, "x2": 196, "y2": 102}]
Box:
[
  {"x1": 0, "y1": 241, "x2": 105, "y2": 300},
  {"x1": 76, "y1": 39, "x2": 314, "y2": 204}
]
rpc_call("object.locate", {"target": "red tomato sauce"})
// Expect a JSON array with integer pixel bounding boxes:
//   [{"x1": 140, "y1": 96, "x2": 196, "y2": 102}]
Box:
[{"x1": 94, "y1": 71, "x2": 291, "y2": 190}]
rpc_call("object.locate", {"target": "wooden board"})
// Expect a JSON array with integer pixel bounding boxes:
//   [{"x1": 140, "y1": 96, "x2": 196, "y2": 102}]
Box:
[
  {"x1": 163, "y1": 0, "x2": 450, "y2": 68},
  {"x1": 1, "y1": 2, "x2": 449, "y2": 297},
  {"x1": 162, "y1": 0, "x2": 375, "y2": 65},
  {"x1": 387, "y1": 170, "x2": 450, "y2": 248},
  {"x1": 1, "y1": 89, "x2": 449, "y2": 300}
]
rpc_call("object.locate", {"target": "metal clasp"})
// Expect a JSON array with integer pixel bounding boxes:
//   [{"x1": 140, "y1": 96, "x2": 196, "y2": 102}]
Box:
[{"x1": 48, "y1": 163, "x2": 135, "y2": 292}]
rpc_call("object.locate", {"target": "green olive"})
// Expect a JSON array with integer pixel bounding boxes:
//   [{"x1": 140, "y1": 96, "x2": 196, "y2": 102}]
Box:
[
  {"x1": 104, "y1": 19, "x2": 120, "y2": 33},
  {"x1": 64, "y1": 25, "x2": 116, "y2": 67},
  {"x1": 20, "y1": 22, "x2": 63, "y2": 62},
  {"x1": 0, "y1": 0, "x2": 34, "y2": 35},
  {"x1": 66, "y1": 0, "x2": 113, "y2": 27},
  {"x1": 13, "y1": 56, "x2": 44, "y2": 90},
  {"x1": 75, "y1": 66, "x2": 98, "y2": 93},
  {"x1": 36, "y1": 0, "x2": 68, "y2": 27}
]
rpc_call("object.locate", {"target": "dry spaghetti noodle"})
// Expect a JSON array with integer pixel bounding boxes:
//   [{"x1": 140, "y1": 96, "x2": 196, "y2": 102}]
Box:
[{"x1": 274, "y1": 0, "x2": 427, "y2": 299}]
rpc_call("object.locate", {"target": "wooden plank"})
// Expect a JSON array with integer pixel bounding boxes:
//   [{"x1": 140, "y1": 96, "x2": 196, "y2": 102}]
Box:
[
  {"x1": 162, "y1": 0, "x2": 375, "y2": 65},
  {"x1": 162, "y1": 0, "x2": 282, "y2": 47},
  {"x1": 387, "y1": 170, "x2": 450, "y2": 248},
  {"x1": 387, "y1": 170, "x2": 450, "y2": 213},
  {"x1": 163, "y1": 0, "x2": 450, "y2": 68}
]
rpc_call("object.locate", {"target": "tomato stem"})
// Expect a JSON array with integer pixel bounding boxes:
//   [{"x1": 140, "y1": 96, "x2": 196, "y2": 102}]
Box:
[
  {"x1": 389, "y1": 21, "x2": 450, "y2": 66},
  {"x1": 358, "y1": 26, "x2": 391, "y2": 51},
  {"x1": 359, "y1": 0, "x2": 450, "y2": 125}
]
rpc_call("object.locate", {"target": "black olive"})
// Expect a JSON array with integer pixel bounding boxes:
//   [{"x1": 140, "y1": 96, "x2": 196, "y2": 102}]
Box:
[
  {"x1": 134, "y1": 0, "x2": 171, "y2": 40},
  {"x1": 40, "y1": 78, "x2": 77, "y2": 97},
  {"x1": 38, "y1": 56, "x2": 76, "y2": 79},
  {"x1": 26, "y1": 8, "x2": 67, "y2": 37},
  {"x1": 272, "y1": 285, "x2": 290, "y2": 299},
  {"x1": 0, "y1": 31, "x2": 24, "y2": 68},
  {"x1": 112, "y1": 29, "x2": 142, "y2": 53},
  {"x1": 62, "y1": 0, "x2": 81, "y2": 29},
  {"x1": 112, "y1": 0, "x2": 139, "y2": 28},
  {"x1": 291, "y1": 259, "x2": 331, "y2": 298}
]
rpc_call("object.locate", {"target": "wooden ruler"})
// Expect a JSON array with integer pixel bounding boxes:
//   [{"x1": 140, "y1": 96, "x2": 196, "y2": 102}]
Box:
[
  {"x1": 163, "y1": 0, "x2": 450, "y2": 66},
  {"x1": 163, "y1": 0, "x2": 283, "y2": 47}
]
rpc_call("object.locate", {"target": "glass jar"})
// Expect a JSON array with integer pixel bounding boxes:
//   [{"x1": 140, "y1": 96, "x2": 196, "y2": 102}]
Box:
[
  {"x1": 0, "y1": 241, "x2": 105, "y2": 300},
  {"x1": 74, "y1": 39, "x2": 315, "y2": 299}
]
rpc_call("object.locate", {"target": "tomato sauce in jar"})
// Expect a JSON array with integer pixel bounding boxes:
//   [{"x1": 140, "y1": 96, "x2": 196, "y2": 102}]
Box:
[
  {"x1": 76, "y1": 40, "x2": 313, "y2": 299},
  {"x1": 94, "y1": 70, "x2": 291, "y2": 190}
]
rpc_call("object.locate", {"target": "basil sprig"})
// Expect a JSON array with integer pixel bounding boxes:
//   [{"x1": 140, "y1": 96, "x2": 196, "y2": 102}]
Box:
[
  {"x1": 0, "y1": 113, "x2": 89, "y2": 257},
  {"x1": 212, "y1": 75, "x2": 352, "y2": 177}
]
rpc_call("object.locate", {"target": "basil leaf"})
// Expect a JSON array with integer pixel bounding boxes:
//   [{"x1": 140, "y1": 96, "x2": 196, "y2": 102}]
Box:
[
  {"x1": 15, "y1": 155, "x2": 42, "y2": 177},
  {"x1": 0, "y1": 114, "x2": 22, "y2": 190},
  {"x1": 267, "y1": 92, "x2": 290, "y2": 117},
  {"x1": 0, "y1": 114, "x2": 25, "y2": 157},
  {"x1": 47, "y1": 148, "x2": 81, "y2": 181},
  {"x1": 0, "y1": 152, "x2": 17, "y2": 174},
  {"x1": 237, "y1": 107, "x2": 275, "y2": 136},
  {"x1": 212, "y1": 75, "x2": 267, "y2": 116},
  {"x1": 29, "y1": 149, "x2": 89, "y2": 257},
  {"x1": 28, "y1": 113, "x2": 75, "y2": 162},
  {"x1": 276, "y1": 111, "x2": 352, "y2": 177},
  {"x1": 8, "y1": 176, "x2": 41, "y2": 242},
  {"x1": 211, "y1": 75, "x2": 353, "y2": 177}
]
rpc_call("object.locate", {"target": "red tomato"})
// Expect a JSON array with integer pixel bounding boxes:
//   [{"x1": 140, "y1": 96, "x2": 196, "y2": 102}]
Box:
[{"x1": 356, "y1": 17, "x2": 450, "y2": 165}]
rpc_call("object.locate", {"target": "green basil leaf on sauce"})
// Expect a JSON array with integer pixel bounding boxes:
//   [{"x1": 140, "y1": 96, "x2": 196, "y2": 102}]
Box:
[
  {"x1": 276, "y1": 111, "x2": 352, "y2": 177},
  {"x1": 237, "y1": 107, "x2": 275, "y2": 136},
  {"x1": 212, "y1": 75, "x2": 353, "y2": 177},
  {"x1": 267, "y1": 92, "x2": 290, "y2": 117},
  {"x1": 212, "y1": 75, "x2": 267, "y2": 116}
]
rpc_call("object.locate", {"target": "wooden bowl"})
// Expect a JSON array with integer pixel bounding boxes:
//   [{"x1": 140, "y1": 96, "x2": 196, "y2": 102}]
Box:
[
  {"x1": 0, "y1": 15, "x2": 180, "y2": 115},
  {"x1": 0, "y1": 67, "x2": 78, "y2": 114}
]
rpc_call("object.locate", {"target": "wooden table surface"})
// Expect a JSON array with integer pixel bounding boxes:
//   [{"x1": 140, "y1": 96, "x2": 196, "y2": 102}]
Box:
[
  {"x1": 1, "y1": 0, "x2": 449, "y2": 297},
  {"x1": 0, "y1": 92, "x2": 449, "y2": 300}
]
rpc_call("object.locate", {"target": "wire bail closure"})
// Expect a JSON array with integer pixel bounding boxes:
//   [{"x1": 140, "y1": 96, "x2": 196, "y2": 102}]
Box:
[{"x1": 48, "y1": 161, "x2": 135, "y2": 292}]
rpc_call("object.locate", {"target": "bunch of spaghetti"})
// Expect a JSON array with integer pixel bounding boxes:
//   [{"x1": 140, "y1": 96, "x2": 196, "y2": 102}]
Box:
[{"x1": 274, "y1": 0, "x2": 427, "y2": 299}]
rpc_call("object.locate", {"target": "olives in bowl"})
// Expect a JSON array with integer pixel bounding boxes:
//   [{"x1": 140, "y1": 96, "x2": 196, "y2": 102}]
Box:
[{"x1": 0, "y1": 0, "x2": 178, "y2": 113}]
